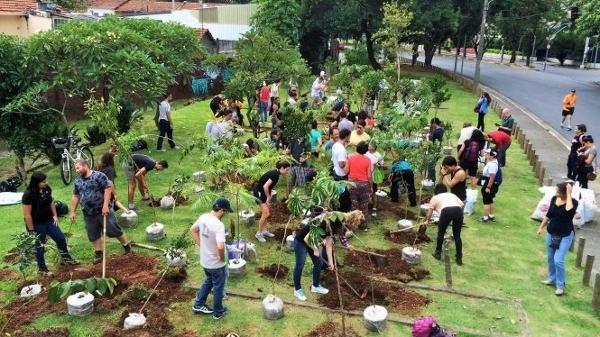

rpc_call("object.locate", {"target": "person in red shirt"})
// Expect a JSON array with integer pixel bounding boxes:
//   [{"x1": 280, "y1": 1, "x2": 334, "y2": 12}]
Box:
[
  {"x1": 258, "y1": 82, "x2": 270, "y2": 124},
  {"x1": 344, "y1": 141, "x2": 371, "y2": 230},
  {"x1": 486, "y1": 129, "x2": 512, "y2": 167}
]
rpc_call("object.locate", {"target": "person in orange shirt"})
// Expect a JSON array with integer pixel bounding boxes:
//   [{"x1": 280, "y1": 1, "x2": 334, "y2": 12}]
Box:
[{"x1": 561, "y1": 89, "x2": 577, "y2": 131}]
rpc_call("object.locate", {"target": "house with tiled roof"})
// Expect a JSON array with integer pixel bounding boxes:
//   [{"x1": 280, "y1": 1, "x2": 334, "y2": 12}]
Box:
[{"x1": 0, "y1": 0, "x2": 51, "y2": 37}]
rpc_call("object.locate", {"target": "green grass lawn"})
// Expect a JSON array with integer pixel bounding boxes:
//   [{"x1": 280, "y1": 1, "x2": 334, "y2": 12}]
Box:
[{"x1": 1, "y1": 70, "x2": 599, "y2": 337}]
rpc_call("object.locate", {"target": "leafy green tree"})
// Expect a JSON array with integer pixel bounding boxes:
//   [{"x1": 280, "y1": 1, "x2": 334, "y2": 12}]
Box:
[
  {"x1": 425, "y1": 76, "x2": 451, "y2": 116},
  {"x1": 224, "y1": 29, "x2": 309, "y2": 136},
  {"x1": 374, "y1": 2, "x2": 413, "y2": 81},
  {"x1": 251, "y1": 0, "x2": 301, "y2": 44},
  {"x1": 577, "y1": 0, "x2": 600, "y2": 37},
  {"x1": 552, "y1": 30, "x2": 584, "y2": 65}
]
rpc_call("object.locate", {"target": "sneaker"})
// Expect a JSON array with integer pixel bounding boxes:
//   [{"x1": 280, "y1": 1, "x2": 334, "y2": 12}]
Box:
[
  {"x1": 566, "y1": 127, "x2": 572, "y2": 131},
  {"x1": 192, "y1": 305, "x2": 214, "y2": 314},
  {"x1": 128, "y1": 203, "x2": 138, "y2": 210},
  {"x1": 560, "y1": 124, "x2": 564, "y2": 129},
  {"x1": 456, "y1": 257, "x2": 463, "y2": 266},
  {"x1": 541, "y1": 280, "x2": 555, "y2": 286},
  {"x1": 123, "y1": 242, "x2": 132, "y2": 254},
  {"x1": 141, "y1": 195, "x2": 151, "y2": 201},
  {"x1": 173, "y1": 146, "x2": 181, "y2": 150},
  {"x1": 255, "y1": 233, "x2": 266, "y2": 243},
  {"x1": 60, "y1": 256, "x2": 80, "y2": 266},
  {"x1": 311, "y1": 285, "x2": 329, "y2": 294},
  {"x1": 488, "y1": 216, "x2": 496, "y2": 222},
  {"x1": 371, "y1": 212, "x2": 377, "y2": 217},
  {"x1": 262, "y1": 231, "x2": 275, "y2": 238},
  {"x1": 212, "y1": 308, "x2": 228, "y2": 320},
  {"x1": 432, "y1": 252, "x2": 442, "y2": 261},
  {"x1": 93, "y1": 255, "x2": 102, "y2": 265},
  {"x1": 555, "y1": 288, "x2": 565, "y2": 296},
  {"x1": 479, "y1": 217, "x2": 489, "y2": 223},
  {"x1": 294, "y1": 289, "x2": 307, "y2": 301}
]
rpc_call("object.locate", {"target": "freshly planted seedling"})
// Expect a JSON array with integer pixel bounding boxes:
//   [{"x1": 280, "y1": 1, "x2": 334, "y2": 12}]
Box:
[{"x1": 48, "y1": 277, "x2": 117, "y2": 303}]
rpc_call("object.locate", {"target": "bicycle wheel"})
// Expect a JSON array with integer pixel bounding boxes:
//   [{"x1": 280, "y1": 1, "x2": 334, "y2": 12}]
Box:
[
  {"x1": 80, "y1": 147, "x2": 94, "y2": 168},
  {"x1": 60, "y1": 157, "x2": 72, "y2": 185}
]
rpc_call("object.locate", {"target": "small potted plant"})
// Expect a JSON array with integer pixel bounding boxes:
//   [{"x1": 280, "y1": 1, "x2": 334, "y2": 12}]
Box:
[{"x1": 12, "y1": 232, "x2": 42, "y2": 298}]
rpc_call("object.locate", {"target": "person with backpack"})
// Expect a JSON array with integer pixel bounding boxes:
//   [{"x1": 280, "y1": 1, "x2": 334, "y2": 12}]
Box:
[
  {"x1": 22, "y1": 172, "x2": 79, "y2": 275},
  {"x1": 474, "y1": 92, "x2": 491, "y2": 131},
  {"x1": 458, "y1": 129, "x2": 486, "y2": 189},
  {"x1": 567, "y1": 124, "x2": 586, "y2": 180},
  {"x1": 480, "y1": 149, "x2": 502, "y2": 223}
]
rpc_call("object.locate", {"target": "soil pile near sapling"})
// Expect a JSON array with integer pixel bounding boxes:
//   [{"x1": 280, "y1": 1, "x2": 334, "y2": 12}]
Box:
[
  {"x1": 3, "y1": 248, "x2": 20, "y2": 264},
  {"x1": 385, "y1": 229, "x2": 431, "y2": 245},
  {"x1": 376, "y1": 198, "x2": 418, "y2": 220},
  {"x1": 303, "y1": 321, "x2": 360, "y2": 337},
  {"x1": 257, "y1": 202, "x2": 292, "y2": 225},
  {"x1": 256, "y1": 264, "x2": 289, "y2": 280},
  {"x1": 0, "y1": 267, "x2": 19, "y2": 280},
  {"x1": 0, "y1": 254, "x2": 192, "y2": 334},
  {"x1": 271, "y1": 225, "x2": 300, "y2": 244},
  {"x1": 12, "y1": 327, "x2": 70, "y2": 337},
  {"x1": 317, "y1": 271, "x2": 430, "y2": 313},
  {"x1": 344, "y1": 248, "x2": 430, "y2": 283}
]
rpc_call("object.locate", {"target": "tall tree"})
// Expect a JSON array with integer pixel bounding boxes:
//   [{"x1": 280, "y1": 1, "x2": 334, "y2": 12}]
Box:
[
  {"x1": 374, "y1": 2, "x2": 413, "y2": 81},
  {"x1": 251, "y1": 0, "x2": 301, "y2": 45},
  {"x1": 576, "y1": 0, "x2": 600, "y2": 37}
]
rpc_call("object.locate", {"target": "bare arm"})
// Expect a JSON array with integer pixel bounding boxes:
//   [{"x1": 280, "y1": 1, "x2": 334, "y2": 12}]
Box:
[
  {"x1": 216, "y1": 241, "x2": 225, "y2": 262},
  {"x1": 536, "y1": 216, "x2": 549, "y2": 236},
  {"x1": 486, "y1": 173, "x2": 496, "y2": 189},
  {"x1": 263, "y1": 179, "x2": 273, "y2": 202},
  {"x1": 565, "y1": 184, "x2": 574, "y2": 211},
  {"x1": 70, "y1": 195, "x2": 80, "y2": 222},
  {"x1": 135, "y1": 167, "x2": 147, "y2": 178},
  {"x1": 325, "y1": 237, "x2": 335, "y2": 270},
  {"x1": 190, "y1": 226, "x2": 200, "y2": 246}
]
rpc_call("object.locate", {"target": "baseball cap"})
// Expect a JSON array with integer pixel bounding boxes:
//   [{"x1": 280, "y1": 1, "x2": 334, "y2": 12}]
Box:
[
  {"x1": 213, "y1": 197, "x2": 233, "y2": 212},
  {"x1": 484, "y1": 148, "x2": 498, "y2": 157},
  {"x1": 570, "y1": 89, "x2": 576, "y2": 92}
]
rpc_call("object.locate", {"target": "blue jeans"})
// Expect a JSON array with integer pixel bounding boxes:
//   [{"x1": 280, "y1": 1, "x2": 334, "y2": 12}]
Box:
[
  {"x1": 194, "y1": 265, "x2": 227, "y2": 314},
  {"x1": 546, "y1": 231, "x2": 574, "y2": 289},
  {"x1": 259, "y1": 101, "x2": 268, "y2": 122},
  {"x1": 293, "y1": 239, "x2": 324, "y2": 291},
  {"x1": 33, "y1": 219, "x2": 70, "y2": 270}
]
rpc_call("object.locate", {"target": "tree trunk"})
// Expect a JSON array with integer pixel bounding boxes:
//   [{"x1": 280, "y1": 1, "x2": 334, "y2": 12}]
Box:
[
  {"x1": 245, "y1": 95, "x2": 259, "y2": 138},
  {"x1": 509, "y1": 50, "x2": 517, "y2": 63},
  {"x1": 299, "y1": 30, "x2": 329, "y2": 74},
  {"x1": 423, "y1": 42, "x2": 436, "y2": 66},
  {"x1": 411, "y1": 43, "x2": 419, "y2": 66},
  {"x1": 362, "y1": 20, "x2": 381, "y2": 70},
  {"x1": 16, "y1": 156, "x2": 26, "y2": 178},
  {"x1": 525, "y1": 55, "x2": 531, "y2": 67},
  {"x1": 396, "y1": 49, "x2": 401, "y2": 82}
]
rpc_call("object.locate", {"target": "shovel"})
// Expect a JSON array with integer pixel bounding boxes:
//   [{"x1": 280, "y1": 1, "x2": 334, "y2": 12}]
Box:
[{"x1": 131, "y1": 242, "x2": 166, "y2": 253}]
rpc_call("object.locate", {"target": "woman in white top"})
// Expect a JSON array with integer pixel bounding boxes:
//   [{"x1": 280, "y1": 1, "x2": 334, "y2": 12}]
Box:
[{"x1": 480, "y1": 148, "x2": 502, "y2": 223}]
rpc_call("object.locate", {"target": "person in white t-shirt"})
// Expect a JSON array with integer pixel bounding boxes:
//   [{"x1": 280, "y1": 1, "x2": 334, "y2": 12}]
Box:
[
  {"x1": 331, "y1": 129, "x2": 352, "y2": 211},
  {"x1": 190, "y1": 197, "x2": 232, "y2": 320},
  {"x1": 156, "y1": 93, "x2": 177, "y2": 151},
  {"x1": 457, "y1": 122, "x2": 476, "y2": 152},
  {"x1": 365, "y1": 142, "x2": 384, "y2": 212}
]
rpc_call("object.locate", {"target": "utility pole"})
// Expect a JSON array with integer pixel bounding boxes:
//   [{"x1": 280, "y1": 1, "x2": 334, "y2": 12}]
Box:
[
  {"x1": 473, "y1": 0, "x2": 489, "y2": 88},
  {"x1": 580, "y1": 36, "x2": 590, "y2": 69}
]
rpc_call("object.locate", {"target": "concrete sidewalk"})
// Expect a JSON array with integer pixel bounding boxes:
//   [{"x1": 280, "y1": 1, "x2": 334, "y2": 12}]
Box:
[{"x1": 410, "y1": 60, "x2": 600, "y2": 282}]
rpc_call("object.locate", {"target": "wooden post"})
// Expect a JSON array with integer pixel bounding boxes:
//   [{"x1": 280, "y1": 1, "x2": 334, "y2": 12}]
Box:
[
  {"x1": 531, "y1": 153, "x2": 538, "y2": 169},
  {"x1": 538, "y1": 167, "x2": 546, "y2": 186},
  {"x1": 543, "y1": 176, "x2": 552, "y2": 186},
  {"x1": 443, "y1": 238, "x2": 452, "y2": 289},
  {"x1": 575, "y1": 237, "x2": 586, "y2": 267},
  {"x1": 519, "y1": 133, "x2": 526, "y2": 146},
  {"x1": 583, "y1": 255, "x2": 595, "y2": 286},
  {"x1": 535, "y1": 160, "x2": 542, "y2": 178},
  {"x1": 593, "y1": 274, "x2": 600, "y2": 309}
]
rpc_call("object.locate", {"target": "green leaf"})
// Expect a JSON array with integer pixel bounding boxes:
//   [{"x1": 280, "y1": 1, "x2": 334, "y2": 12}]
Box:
[
  {"x1": 85, "y1": 277, "x2": 97, "y2": 293},
  {"x1": 48, "y1": 281, "x2": 62, "y2": 303},
  {"x1": 96, "y1": 278, "x2": 108, "y2": 295},
  {"x1": 106, "y1": 278, "x2": 116, "y2": 295},
  {"x1": 59, "y1": 282, "x2": 72, "y2": 299}
]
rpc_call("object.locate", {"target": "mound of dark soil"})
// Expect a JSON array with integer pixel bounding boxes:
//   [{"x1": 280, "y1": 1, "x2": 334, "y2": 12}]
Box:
[
  {"x1": 256, "y1": 264, "x2": 289, "y2": 280},
  {"x1": 317, "y1": 271, "x2": 430, "y2": 313},
  {"x1": 385, "y1": 229, "x2": 431, "y2": 245},
  {"x1": 12, "y1": 327, "x2": 69, "y2": 337},
  {"x1": 257, "y1": 202, "x2": 291, "y2": 225},
  {"x1": 303, "y1": 321, "x2": 360, "y2": 337},
  {"x1": 344, "y1": 248, "x2": 430, "y2": 283},
  {"x1": 376, "y1": 198, "x2": 418, "y2": 221}
]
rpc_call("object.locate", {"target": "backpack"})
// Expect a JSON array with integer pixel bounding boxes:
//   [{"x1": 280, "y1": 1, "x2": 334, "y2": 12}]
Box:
[
  {"x1": 412, "y1": 316, "x2": 456, "y2": 337},
  {"x1": 0, "y1": 175, "x2": 23, "y2": 192},
  {"x1": 130, "y1": 139, "x2": 148, "y2": 152},
  {"x1": 54, "y1": 200, "x2": 69, "y2": 217},
  {"x1": 462, "y1": 141, "x2": 480, "y2": 163}
]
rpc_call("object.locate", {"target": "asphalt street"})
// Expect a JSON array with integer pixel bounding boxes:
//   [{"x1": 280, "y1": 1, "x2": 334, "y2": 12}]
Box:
[{"x1": 420, "y1": 55, "x2": 600, "y2": 144}]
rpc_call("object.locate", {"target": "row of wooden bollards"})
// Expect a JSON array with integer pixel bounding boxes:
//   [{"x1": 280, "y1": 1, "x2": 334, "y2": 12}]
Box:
[{"x1": 569, "y1": 237, "x2": 600, "y2": 308}]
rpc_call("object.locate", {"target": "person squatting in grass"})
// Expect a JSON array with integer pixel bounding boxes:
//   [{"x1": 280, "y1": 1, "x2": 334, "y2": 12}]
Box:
[
  {"x1": 423, "y1": 184, "x2": 464, "y2": 266},
  {"x1": 536, "y1": 182, "x2": 577, "y2": 296},
  {"x1": 292, "y1": 210, "x2": 362, "y2": 302},
  {"x1": 254, "y1": 161, "x2": 291, "y2": 243},
  {"x1": 22, "y1": 171, "x2": 79, "y2": 276},
  {"x1": 190, "y1": 197, "x2": 233, "y2": 319},
  {"x1": 344, "y1": 141, "x2": 372, "y2": 230},
  {"x1": 69, "y1": 159, "x2": 131, "y2": 264},
  {"x1": 123, "y1": 154, "x2": 168, "y2": 210}
]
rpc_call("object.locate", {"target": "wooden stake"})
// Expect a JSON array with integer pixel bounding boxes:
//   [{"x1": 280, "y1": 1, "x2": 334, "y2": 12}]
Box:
[
  {"x1": 593, "y1": 274, "x2": 600, "y2": 309},
  {"x1": 102, "y1": 215, "x2": 107, "y2": 279},
  {"x1": 443, "y1": 238, "x2": 452, "y2": 289},
  {"x1": 583, "y1": 255, "x2": 595, "y2": 286},
  {"x1": 575, "y1": 237, "x2": 586, "y2": 267}
]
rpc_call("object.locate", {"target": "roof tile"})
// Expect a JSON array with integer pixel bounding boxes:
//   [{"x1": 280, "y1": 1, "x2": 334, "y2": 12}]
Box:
[{"x1": 0, "y1": 0, "x2": 39, "y2": 14}]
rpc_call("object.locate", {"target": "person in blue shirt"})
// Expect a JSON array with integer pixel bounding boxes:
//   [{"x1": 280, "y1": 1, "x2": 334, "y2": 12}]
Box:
[
  {"x1": 308, "y1": 120, "x2": 322, "y2": 157},
  {"x1": 475, "y1": 92, "x2": 492, "y2": 131},
  {"x1": 390, "y1": 158, "x2": 417, "y2": 206}
]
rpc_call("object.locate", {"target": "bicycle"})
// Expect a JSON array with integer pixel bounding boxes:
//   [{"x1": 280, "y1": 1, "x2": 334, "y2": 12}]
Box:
[{"x1": 51, "y1": 135, "x2": 94, "y2": 185}]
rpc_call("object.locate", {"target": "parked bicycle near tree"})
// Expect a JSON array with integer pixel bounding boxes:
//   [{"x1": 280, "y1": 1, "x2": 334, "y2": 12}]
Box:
[{"x1": 51, "y1": 134, "x2": 94, "y2": 185}]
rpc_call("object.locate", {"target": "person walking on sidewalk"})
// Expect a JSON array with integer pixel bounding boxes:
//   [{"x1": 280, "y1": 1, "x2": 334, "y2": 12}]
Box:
[
  {"x1": 156, "y1": 93, "x2": 178, "y2": 151},
  {"x1": 475, "y1": 92, "x2": 491, "y2": 131},
  {"x1": 536, "y1": 182, "x2": 577, "y2": 296},
  {"x1": 560, "y1": 89, "x2": 577, "y2": 131},
  {"x1": 254, "y1": 161, "x2": 290, "y2": 243},
  {"x1": 23, "y1": 172, "x2": 79, "y2": 275},
  {"x1": 70, "y1": 160, "x2": 131, "y2": 264},
  {"x1": 575, "y1": 135, "x2": 597, "y2": 189},
  {"x1": 424, "y1": 184, "x2": 464, "y2": 266},
  {"x1": 567, "y1": 124, "x2": 586, "y2": 180},
  {"x1": 190, "y1": 197, "x2": 232, "y2": 319}
]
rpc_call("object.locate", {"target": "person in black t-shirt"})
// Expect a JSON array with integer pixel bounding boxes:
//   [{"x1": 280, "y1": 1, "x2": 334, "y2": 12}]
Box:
[
  {"x1": 124, "y1": 154, "x2": 168, "y2": 210},
  {"x1": 210, "y1": 94, "x2": 225, "y2": 115},
  {"x1": 253, "y1": 161, "x2": 290, "y2": 243},
  {"x1": 97, "y1": 152, "x2": 129, "y2": 213},
  {"x1": 566, "y1": 124, "x2": 586, "y2": 180},
  {"x1": 536, "y1": 182, "x2": 577, "y2": 296},
  {"x1": 22, "y1": 172, "x2": 79, "y2": 275}
]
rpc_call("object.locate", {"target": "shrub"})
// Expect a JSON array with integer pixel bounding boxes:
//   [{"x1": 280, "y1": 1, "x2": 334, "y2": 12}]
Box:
[{"x1": 85, "y1": 125, "x2": 108, "y2": 146}]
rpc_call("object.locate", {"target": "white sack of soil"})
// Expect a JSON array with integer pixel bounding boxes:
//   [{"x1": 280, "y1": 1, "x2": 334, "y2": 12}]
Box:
[
  {"x1": 262, "y1": 294, "x2": 284, "y2": 320},
  {"x1": 20, "y1": 284, "x2": 42, "y2": 298},
  {"x1": 166, "y1": 250, "x2": 187, "y2": 267},
  {"x1": 123, "y1": 312, "x2": 147, "y2": 330},
  {"x1": 146, "y1": 222, "x2": 166, "y2": 241},
  {"x1": 228, "y1": 258, "x2": 247, "y2": 277},
  {"x1": 363, "y1": 305, "x2": 388, "y2": 332},
  {"x1": 239, "y1": 210, "x2": 256, "y2": 225},
  {"x1": 192, "y1": 171, "x2": 205, "y2": 182},
  {"x1": 397, "y1": 219, "x2": 413, "y2": 230},
  {"x1": 401, "y1": 247, "x2": 422, "y2": 265},
  {"x1": 244, "y1": 242, "x2": 257, "y2": 262},
  {"x1": 120, "y1": 210, "x2": 138, "y2": 227},
  {"x1": 160, "y1": 195, "x2": 175, "y2": 209},
  {"x1": 67, "y1": 292, "x2": 94, "y2": 316}
]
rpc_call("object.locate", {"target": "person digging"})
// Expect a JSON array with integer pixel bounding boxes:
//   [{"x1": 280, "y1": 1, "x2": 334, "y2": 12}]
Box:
[
  {"x1": 70, "y1": 159, "x2": 131, "y2": 264},
  {"x1": 124, "y1": 154, "x2": 168, "y2": 210},
  {"x1": 422, "y1": 184, "x2": 465, "y2": 266},
  {"x1": 253, "y1": 161, "x2": 290, "y2": 243}
]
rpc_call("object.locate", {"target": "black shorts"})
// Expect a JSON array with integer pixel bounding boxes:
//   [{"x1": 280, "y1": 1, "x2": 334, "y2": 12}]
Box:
[
  {"x1": 253, "y1": 189, "x2": 268, "y2": 204},
  {"x1": 481, "y1": 184, "x2": 499, "y2": 205},
  {"x1": 83, "y1": 211, "x2": 123, "y2": 242},
  {"x1": 562, "y1": 108, "x2": 574, "y2": 116},
  {"x1": 460, "y1": 160, "x2": 478, "y2": 177}
]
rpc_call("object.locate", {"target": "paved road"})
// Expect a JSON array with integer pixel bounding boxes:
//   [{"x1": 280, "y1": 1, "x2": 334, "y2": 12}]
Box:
[{"x1": 420, "y1": 55, "x2": 600, "y2": 144}]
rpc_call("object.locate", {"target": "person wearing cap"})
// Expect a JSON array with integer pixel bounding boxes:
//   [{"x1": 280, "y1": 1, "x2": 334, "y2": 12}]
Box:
[
  {"x1": 190, "y1": 197, "x2": 233, "y2": 320},
  {"x1": 480, "y1": 149, "x2": 503, "y2": 223},
  {"x1": 254, "y1": 161, "x2": 291, "y2": 243},
  {"x1": 560, "y1": 89, "x2": 577, "y2": 131},
  {"x1": 486, "y1": 128, "x2": 512, "y2": 167}
]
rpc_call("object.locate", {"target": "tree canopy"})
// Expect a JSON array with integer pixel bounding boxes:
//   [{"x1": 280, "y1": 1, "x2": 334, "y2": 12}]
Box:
[{"x1": 250, "y1": 0, "x2": 301, "y2": 45}]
